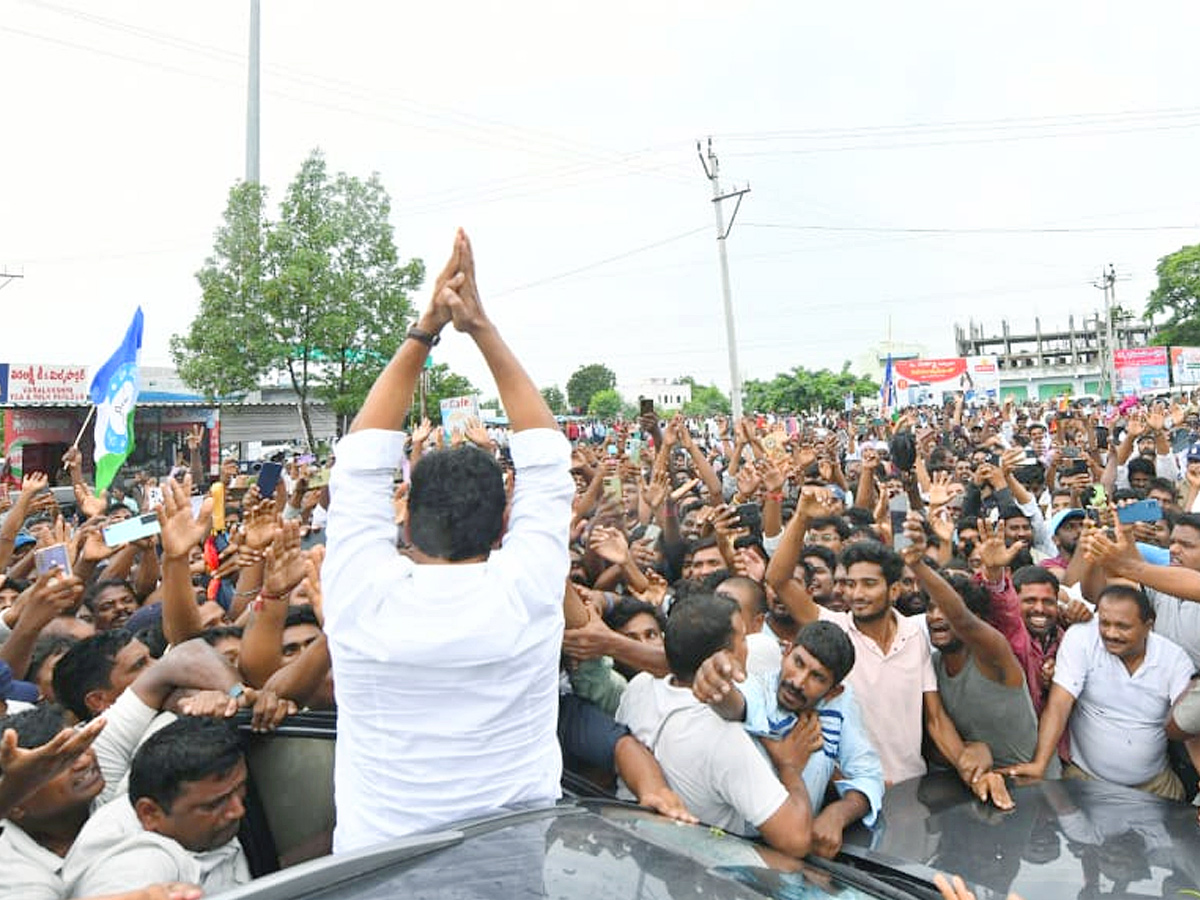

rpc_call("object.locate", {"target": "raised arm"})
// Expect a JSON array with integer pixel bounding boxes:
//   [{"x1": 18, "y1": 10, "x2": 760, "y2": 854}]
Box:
[
  {"x1": 156, "y1": 475, "x2": 213, "y2": 646},
  {"x1": 764, "y1": 487, "x2": 826, "y2": 626}
]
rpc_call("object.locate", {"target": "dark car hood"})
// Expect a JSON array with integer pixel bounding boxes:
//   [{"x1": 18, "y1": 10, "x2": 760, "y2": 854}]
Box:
[{"x1": 842, "y1": 772, "x2": 1200, "y2": 900}]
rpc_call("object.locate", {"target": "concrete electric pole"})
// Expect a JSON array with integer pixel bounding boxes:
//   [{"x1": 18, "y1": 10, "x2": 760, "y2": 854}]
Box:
[
  {"x1": 245, "y1": 0, "x2": 261, "y2": 184},
  {"x1": 698, "y1": 138, "x2": 750, "y2": 420}
]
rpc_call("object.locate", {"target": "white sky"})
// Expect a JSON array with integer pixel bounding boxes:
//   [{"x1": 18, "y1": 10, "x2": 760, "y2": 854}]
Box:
[{"x1": 3, "y1": 0, "x2": 1200, "y2": 398}]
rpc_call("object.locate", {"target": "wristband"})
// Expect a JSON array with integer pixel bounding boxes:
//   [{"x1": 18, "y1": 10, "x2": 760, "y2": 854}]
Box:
[
  {"x1": 406, "y1": 326, "x2": 440, "y2": 348},
  {"x1": 765, "y1": 491, "x2": 784, "y2": 502}
]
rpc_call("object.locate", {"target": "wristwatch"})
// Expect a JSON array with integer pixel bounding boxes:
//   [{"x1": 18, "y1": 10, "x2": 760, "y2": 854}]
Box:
[{"x1": 406, "y1": 326, "x2": 440, "y2": 348}]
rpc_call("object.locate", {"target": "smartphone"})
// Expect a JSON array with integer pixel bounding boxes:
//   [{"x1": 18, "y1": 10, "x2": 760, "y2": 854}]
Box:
[
  {"x1": 602, "y1": 475, "x2": 623, "y2": 504},
  {"x1": 736, "y1": 502, "x2": 762, "y2": 534},
  {"x1": 1017, "y1": 448, "x2": 1039, "y2": 466},
  {"x1": 35, "y1": 543, "x2": 72, "y2": 577},
  {"x1": 641, "y1": 523, "x2": 662, "y2": 544},
  {"x1": 144, "y1": 485, "x2": 164, "y2": 511},
  {"x1": 307, "y1": 468, "x2": 331, "y2": 489},
  {"x1": 1065, "y1": 459, "x2": 1088, "y2": 477},
  {"x1": 889, "y1": 494, "x2": 911, "y2": 551},
  {"x1": 640, "y1": 397, "x2": 655, "y2": 417},
  {"x1": 1117, "y1": 499, "x2": 1163, "y2": 525},
  {"x1": 606, "y1": 444, "x2": 618, "y2": 458},
  {"x1": 103, "y1": 512, "x2": 161, "y2": 547},
  {"x1": 1094, "y1": 426, "x2": 1109, "y2": 450},
  {"x1": 256, "y1": 461, "x2": 284, "y2": 498}
]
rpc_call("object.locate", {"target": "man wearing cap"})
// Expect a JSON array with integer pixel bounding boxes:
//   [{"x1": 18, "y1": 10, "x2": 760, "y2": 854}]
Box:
[{"x1": 1040, "y1": 508, "x2": 1086, "y2": 582}]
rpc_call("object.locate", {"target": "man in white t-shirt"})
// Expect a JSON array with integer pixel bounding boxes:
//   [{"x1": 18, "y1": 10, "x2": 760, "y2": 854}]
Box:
[
  {"x1": 323, "y1": 231, "x2": 574, "y2": 852},
  {"x1": 1006, "y1": 585, "x2": 1198, "y2": 800},
  {"x1": 616, "y1": 593, "x2": 815, "y2": 858}
]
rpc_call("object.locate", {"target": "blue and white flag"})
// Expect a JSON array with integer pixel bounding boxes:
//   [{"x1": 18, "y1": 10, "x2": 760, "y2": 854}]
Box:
[{"x1": 90, "y1": 307, "x2": 144, "y2": 494}]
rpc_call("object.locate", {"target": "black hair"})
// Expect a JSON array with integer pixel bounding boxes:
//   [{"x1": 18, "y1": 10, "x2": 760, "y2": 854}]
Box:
[
  {"x1": 134, "y1": 623, "x2": 168, "y2": 660},
  {"x1": 1175, "y1": 513, "x2": 1200, "y2": 534},
  {"x1": 1097, "y1": 584, "x2": 1154, "y2": 622},
  {"x1": 840, "y1": 540, "x2": 904, "y2": 585},
  {"x1": 716, "y1": 575, "x2": 768, "y2": 615},
  {"x1": 663, "y1": 593, "x2": 739, "y2": 683},
  {"x1": 793, "y1": 621, "x2": 855, "y2": 685},
  {"x1": 1127, "y1": 457, "x2": 1155, "y2": 479},
  {"x1": 846, "y1": 526, "x2": 880, "y2": 544},
  {"x1": 843, "y1": 507, "x2": 875, "y2": 529},
  {"x1": 801, "y1": 543, "x2": 837, "y2": 573},
  {"x1": 1147, "y1": 477, "x2": 1178, "y2": 499},
  {"x1": 687, "y1": 535, "x2": 719, "y2": 555},
  {"x1": 82, "y1": 578, "x2": 136, "y2": 614},
  {"x1": 808, "y1": 516, "x2": 850, "y2": 539},
  {"x1": 283, "y1": 604, "x2": 320, "y2": 631},
  {"x1": 52, "y1": 631, "x2": 133, "y2": 720},
  {"x1": 407, "y1": 446, "x2": 506, "y2": 561},
  {"x1": 201, "y1": 626, "x2": 244, "y2": 646},
  {"x1": 945, "y1": 572, "x2": 992, "y2": 619},
  {"x1": 0, "y1": 577, "x2": 30, "y2": 595},
  {"x1": 129, "y1": 717, "x2": 243, "y2": 813},
  {"x1": 1012, "y1": 565, "x2": 1060, "y2": 593},
  {"x1": 1112, "y1": 488, "x2": 1144, "y2": 503},
  {"x1": 997, "y1": 504, "x2": 1029, "y2": 522},
  {"x1": 604, "y1": 598, "x2": 666, "y2": 633},
  {"x1": 0, "y1": 705, "x2": 71, "y2": 761},
  {"x1": 25, "y1": 634, "x2": 77, "y2": 683}
]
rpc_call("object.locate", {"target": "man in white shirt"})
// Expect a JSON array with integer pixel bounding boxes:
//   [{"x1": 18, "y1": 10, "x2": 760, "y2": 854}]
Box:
[
  {"x1": 323, "y1": 230, "x2": 574, "y2": 852},
  {"x1": 64, "y1": 717, "x2": 249, "y2": 897},
  {"x1": 1006, "y1": 585, "x2": 1198, "y2": 799},
  {"x1": 615, "y1": 593, "x2": 815, "y2": 858}
]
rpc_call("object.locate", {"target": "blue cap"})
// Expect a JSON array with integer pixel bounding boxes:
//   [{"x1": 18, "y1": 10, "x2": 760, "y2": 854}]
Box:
[
  {"x1": 13, "y1": 531, "x2": 35, "y2": 550},
  {"x1": 1048, "y1": 508, "x2": 1086, "y2": 536},
  {"x1": 0, "y1": 660, "x2": 40, "y2": 704},
  {"x1": 1188, "y1": 442, "x2": 1200, "y2": 462}
]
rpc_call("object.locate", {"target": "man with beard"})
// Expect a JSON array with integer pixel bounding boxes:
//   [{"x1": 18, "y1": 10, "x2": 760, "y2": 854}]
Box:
[
  {"x1": 691, "y1": 621, "x2": 884, "y2": 858},
  {"x1": 1012, "y1": 566, "x2": 1066, "y2": 713},
  {"x1": 1039, "y1": 509, "x2": 1085, "y2": 583},
  {"x1": 765, "y1": 489, "x2": 994, "y2": 795},
  {"x1": 895, "y1": 563, "x2": 928, "y2": 616},
  {"x1": 901, "y1": 516, "x2": 1039, "y2": 783}
]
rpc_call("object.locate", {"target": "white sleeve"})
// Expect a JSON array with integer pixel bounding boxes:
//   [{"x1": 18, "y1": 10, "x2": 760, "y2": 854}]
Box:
[
  {"x1": 712, "y1": 731, "x2": 789, "y2": 828},
  {"x1": 91, "y1": 689, "x2": 159, "y2": 808},
  {"x1": 1051, "y1": 623, "x2": 1092, "y2": 700}
]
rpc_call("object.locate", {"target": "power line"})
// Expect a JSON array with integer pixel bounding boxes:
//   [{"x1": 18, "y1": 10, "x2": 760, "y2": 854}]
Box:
[
  {"x1": 490, "y1": 228, "x2": 707, "y2": 296},
  {"x1": 742, "y1": 222, "x2": 1200, "y2": 235}
]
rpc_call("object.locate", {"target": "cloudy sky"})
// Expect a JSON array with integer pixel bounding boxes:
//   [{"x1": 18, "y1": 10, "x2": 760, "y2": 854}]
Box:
[{"x1": 3, "y1": 0, "x2": 1200, "y2": 399}]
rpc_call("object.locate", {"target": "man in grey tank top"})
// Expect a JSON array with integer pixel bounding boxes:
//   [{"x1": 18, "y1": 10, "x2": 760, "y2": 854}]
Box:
[{"x1": 901, "y1": 515, "x2": 1048, "y2": 775}]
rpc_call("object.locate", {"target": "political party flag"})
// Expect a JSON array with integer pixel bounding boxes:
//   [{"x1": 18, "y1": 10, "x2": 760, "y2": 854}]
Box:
[{"x1": 90, "y1": 307, "x2": 144, "y2": 495}]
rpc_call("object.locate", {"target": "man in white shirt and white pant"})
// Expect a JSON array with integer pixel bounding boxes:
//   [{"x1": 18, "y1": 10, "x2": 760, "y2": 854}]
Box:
[{"x1": 323, "y1": 230, "x2": 574, "y2": 853}]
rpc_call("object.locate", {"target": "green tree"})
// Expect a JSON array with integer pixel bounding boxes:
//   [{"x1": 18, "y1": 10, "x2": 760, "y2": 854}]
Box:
[
  {"x1": 1145, "y1": 244, "x2": 1200, "y2": 346},
  {"x1": 421, "y1": 363, "x2": 476, "y2": 426},
  {"x1": 540, "y1": 385, "x2": 567, "y2": 415},
  {"x1": 742, "y1": 362, "x2": 878, "y2": 413},
  {"x1": 677, "y1": 376, "x2": 731, "y2": 417},
  {"x1": 587, "y1": 388, "x2": 624, "y2": 419},
  {"x1": 172, "y1": 150, "x2": 424, "y2": 446},
  {"x1": 566, "y1": 363, "x2": 617, "y2": 413}
]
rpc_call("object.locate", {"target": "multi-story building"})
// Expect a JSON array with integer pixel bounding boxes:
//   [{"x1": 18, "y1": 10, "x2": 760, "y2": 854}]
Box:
[
  {"x1": 954, "y1": 315, "x2": 1156, "y2": 401},
  {"x1": 617, "y1": 378, "x2": 692, "y2": 411}
]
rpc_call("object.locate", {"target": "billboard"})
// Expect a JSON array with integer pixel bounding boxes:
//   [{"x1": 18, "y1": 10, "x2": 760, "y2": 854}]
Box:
[
  {"x1": 892, "y1": 357, "x2": 1000, "y2": 405},
  {"x1": 1170, "y1": 347, "x2": 1200, "y2": 386},
  {"x1": 1114, "y1": 347, "x2": 1169, "y2": 395}
]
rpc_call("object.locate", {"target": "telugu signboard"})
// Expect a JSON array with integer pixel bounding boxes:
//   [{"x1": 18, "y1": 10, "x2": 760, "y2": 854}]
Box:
[
  {"x1": 892, "y1": 357, "x2": 1000, "y2": 405},
  {"x1": 1114, "y1": 347, "x2": 1170, "y2": 395},
  {"x1": 4, "y1": 363, "x2": 90, "y2": 404}
]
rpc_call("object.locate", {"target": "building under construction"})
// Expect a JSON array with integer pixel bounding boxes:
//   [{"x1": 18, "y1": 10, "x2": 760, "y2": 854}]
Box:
[{"x1": 954, "y1": 315, "x2": 1156, "y2": 401}]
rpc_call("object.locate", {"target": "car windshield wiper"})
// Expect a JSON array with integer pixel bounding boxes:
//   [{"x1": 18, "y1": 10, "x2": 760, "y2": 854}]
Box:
[{"x1": 803, "y1": 853, "x2": 942, "y2": 900}]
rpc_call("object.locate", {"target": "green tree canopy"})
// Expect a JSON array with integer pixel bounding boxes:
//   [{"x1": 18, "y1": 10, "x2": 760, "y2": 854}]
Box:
[
  {"x1": 172, "y1": 149, "x2": 424, "y2": 445},
  {"x1": 587, "y1": 387, "x2": 624, "y2": 419},
  {"x1": 677, "y1": 376, "x2": 731, "y2": 417},
  {"x1": 567, "y1": 363, "x2": 617, "y2": 413},
  {"x1": 1145, "y1": 244, "x2": 1200, "y2": 346},
  {"x1": 540, "y1": 385, "x2": 567, "y2": 415},
  {"x1": 742, "y1": 363, "x2": 877, "y2": 413}
]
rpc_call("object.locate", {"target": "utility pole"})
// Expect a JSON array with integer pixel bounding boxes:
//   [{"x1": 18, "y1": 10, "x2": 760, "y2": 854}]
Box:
[
  {"x1": 698, "y1": 138, "x2": 750, "y2": 420},
  {"x1": 245, "y1": 0, "x2": 261, "y2": 183},
  {"x1": 1091, "y1": 264, "x2": 1129, "y2": 398}
]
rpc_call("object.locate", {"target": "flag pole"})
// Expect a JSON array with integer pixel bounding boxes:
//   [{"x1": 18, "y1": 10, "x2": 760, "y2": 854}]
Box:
[{"x1": 73, "y1": 406, "x2": 96, "y2": 448}]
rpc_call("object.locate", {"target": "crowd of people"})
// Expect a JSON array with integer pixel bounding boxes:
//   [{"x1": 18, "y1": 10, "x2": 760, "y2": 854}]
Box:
[{"x1": 1, "y1": 229, "x2": 1199, "y2": 898}]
